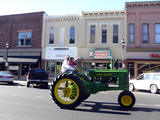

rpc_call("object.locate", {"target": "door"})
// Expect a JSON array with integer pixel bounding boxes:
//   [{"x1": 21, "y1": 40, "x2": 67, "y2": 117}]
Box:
[
  {"x1": 134, "y1": 74, "x2": 144, "y2": 89},
  {"x1": 135, "y1": 74, "x2": 152, "y2": 90}
]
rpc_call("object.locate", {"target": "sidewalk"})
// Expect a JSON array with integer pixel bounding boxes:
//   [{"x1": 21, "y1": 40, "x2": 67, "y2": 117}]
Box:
[
  {"x1": 13, "y1": 75, "x2": 54, "y2": 86},
  {"x1": 13, "y1": 79, "x2": 53, "y2": 86}
]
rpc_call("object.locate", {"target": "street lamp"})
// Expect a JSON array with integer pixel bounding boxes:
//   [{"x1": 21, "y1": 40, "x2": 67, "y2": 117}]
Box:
[
  {"x1": 5, "y1": 42, "x2": 9, "y2": 71},
  {"x1": 121, "y1": 38, "x2": 125, "y2": 69}
]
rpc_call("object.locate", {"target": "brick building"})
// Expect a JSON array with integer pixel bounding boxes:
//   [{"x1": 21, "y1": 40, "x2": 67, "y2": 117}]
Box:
[
  {"x1": 126, "y1": 1, "x2": 160, "y2": 78},
  {"x1": 0, "y1": 12, "x2": 44, "y2": 79}
]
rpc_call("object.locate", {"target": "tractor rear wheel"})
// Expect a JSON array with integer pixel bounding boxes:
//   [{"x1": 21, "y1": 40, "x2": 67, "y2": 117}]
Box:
[
  {"x1": 50, "y1": 74, "x2": 85, "y2": 109},
  {"x1": 118, "y1": 91, "x2": 135, "y2": 109}
]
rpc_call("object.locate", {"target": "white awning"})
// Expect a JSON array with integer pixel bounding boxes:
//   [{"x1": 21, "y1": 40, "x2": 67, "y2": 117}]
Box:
[{"x1": 0, "y1": 57, "x2": 38, "y2": 63}]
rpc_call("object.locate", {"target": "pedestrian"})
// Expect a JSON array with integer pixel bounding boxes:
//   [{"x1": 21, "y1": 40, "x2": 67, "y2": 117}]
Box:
[{"x1": 61, "y1": 55, "x2": 75, "y2": 73}]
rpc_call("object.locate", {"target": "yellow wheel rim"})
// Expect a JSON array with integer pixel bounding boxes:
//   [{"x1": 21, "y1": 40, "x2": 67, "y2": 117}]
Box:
[
  {"x1": 121, "y1": 95, "x2": 133, "y2": 106},
  {"x1": 54, "y1": 78, "x2": 79, "y2": 105}
]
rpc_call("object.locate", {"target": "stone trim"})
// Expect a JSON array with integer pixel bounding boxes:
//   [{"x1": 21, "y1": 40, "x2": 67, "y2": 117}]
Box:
[
  {"x1": 82, "y1": 10, "x2": 125, "y2": 17},
  {"x1": 126, "y1": 1, "x2": 160, "y2": 9},
  {"x1": 127, "y1": 47, "x2": 160, "y2": 52}
]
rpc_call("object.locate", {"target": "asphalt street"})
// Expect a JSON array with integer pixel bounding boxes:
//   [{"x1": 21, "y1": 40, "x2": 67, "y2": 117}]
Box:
[{"x1": 0, "y1": 83, "x2": 160, "y2": 120}]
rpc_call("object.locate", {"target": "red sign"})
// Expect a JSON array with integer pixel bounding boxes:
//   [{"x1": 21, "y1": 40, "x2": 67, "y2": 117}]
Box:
[
  {"x1": 94, "y1": 51, "x2": 111, "y2": 59},
  {"x1": 151, "y1": 54, "x2": 160, "y2": 58},
  {"x1": 90, "y1": 49, "x2": 112, "y2": 59}
]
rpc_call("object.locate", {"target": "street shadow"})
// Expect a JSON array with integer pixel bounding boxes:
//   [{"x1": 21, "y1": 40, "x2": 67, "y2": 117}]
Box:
[
  {"x1": 31, "y1": 85, "x2": 50, "y2": 90},
  {"x1": 73, "y1": 101, "x2": 131, "y2": 115},
  {"x1": 72, "y1": 100, "x2": 160, "y2": 115},
  {"x1": 0, "y1": 82, "x2": 25, "y2": 87}
]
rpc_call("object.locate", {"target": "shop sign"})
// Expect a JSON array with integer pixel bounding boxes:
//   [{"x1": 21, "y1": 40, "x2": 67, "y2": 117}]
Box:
[
  {"x1": 151, "y1": 54, "x2": 160, "y2": 58},
  {"x1": 46, "y1": 47, "x2": 77, "y2": 60},
  {"x1": 90, "y1": 49, "x2": 113, "y2": 59},
  {"x1": 9, "y1": 66, "x2": 19, "y2": 70}
]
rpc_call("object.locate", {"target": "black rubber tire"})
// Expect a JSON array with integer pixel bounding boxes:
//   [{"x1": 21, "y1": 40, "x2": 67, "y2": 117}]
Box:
[
  {"x1": 27, "y1": 82, "x2": 30, "y2": 88},
  {"x1": 150, "y1": 84, "x2": 158, "y2": 94},
  {"x1": 41, "y1": 82, "x2": 48, "y2": 89},
  {"x1": 50, "y1": 72, "x2": 85, "y2": 109},
  {"x1": 129, "y1": 84, "x2": 135, "y2": 91},
  {"x1": 118, "y1": 91, "x2": 136, "y2": 109},
  {"x1": 82, "y1": 93, "x2": 91, "y2": 101},
  {"x1": 8, "y1": 82, "x2": 14, "y2": 85}
]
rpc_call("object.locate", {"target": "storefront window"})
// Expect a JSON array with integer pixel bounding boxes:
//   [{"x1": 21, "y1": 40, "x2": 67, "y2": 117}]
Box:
[
  {"x1": 46, "y1": 62, "x2": 55, "y2": 77},
  {"x1": 46, "y1": 61, "x2": 62, "y2": 77}
]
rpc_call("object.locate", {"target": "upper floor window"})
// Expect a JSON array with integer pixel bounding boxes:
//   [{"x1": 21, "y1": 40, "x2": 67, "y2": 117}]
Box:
[
  {"x1": 90, "y1": 25, "x2": 96, "y2": 44},
  {"x1": 155, "y1": 23, "x2": 160, "y2": 44},
  {"x1": 70, "y1": 26, "x2": 75, "y2": 44},
  {"x1": 129, "y1": 23, "x2": 135, "y2": 44},
  {"x1": 142, "y1": 23, "x2": 149, "y2": 43},
  {"x1": 18, "y1": 32, "x2": 31, "y2": 46},
  {"x1": 101, "y1": 25, "x2": 107, "y2": 43},
  {"x1": 49, "y1": 28, "x2": 54, "y2": 44},
  {"x1": 113, "y1": 25, "x2": 118, "y2": 43}
]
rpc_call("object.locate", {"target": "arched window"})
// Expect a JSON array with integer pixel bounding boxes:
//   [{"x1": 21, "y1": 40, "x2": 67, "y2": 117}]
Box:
[
  {"x1": 70, "y1": 26, "x2": 75, "y2": 44},
  {"x1": 49, "y1": 28, "x2": 54, "y2": 44}
]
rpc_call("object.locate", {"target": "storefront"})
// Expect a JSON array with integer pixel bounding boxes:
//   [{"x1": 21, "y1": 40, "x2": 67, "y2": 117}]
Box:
[
  {"x1": 81, "y1": 48, "x2": 122, "y2": 73},
  {"x1": 45, "y1": 46, "x2": 77, "y2": 77},
  {"x1": 0, "y1": 57, "x2": 40, "y2": 79},
  {"x1": 126, "y1": 52, "x2": 160, "y2": 79}
]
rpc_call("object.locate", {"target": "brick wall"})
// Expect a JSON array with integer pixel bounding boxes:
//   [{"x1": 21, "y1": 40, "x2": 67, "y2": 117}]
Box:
[{"x1": 0, "y1": 12, "x2": 44, "y2": 49}]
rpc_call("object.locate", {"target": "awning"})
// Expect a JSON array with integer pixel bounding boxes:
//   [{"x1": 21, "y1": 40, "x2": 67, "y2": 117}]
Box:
[{"x1": 0, "y1": 57, "x2": 38, "y2": 63}]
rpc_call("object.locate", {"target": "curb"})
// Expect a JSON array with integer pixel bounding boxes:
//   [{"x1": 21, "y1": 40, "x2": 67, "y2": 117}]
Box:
[{"x1": 14, "y1": 81, "x2": 27, "y2": 86}]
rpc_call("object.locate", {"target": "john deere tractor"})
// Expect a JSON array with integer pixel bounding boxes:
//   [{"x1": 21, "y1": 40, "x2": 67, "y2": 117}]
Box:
[{"x1": 50, "y1": 50, "x2": 135, "y2": 109}]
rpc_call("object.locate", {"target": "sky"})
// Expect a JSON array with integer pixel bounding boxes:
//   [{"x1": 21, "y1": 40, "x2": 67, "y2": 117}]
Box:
[{"x1": 0, "y1": 0, "x2": 159, "y2": 16}]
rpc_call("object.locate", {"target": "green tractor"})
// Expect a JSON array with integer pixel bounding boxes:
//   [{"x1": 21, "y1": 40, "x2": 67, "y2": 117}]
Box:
[{"x1": 50, "y1": 50, "x2": 135, "y2": 109}]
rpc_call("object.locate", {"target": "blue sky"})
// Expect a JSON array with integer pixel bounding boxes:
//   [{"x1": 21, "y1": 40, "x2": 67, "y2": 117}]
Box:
[{"x1": 0, "y1": 0, "x2": 157, "y2": 15}]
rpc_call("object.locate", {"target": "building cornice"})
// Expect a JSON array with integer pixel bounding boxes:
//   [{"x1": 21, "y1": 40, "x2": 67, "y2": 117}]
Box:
[
  {"x1": 126, "y1": 1, "x2": 160, "y2": 9},
  {"x1": 82, "y1": 10, "x2": 126, "y2": 17},
  {"x1": 44, "y1": 15, "x2": 81, "y2": 22}
]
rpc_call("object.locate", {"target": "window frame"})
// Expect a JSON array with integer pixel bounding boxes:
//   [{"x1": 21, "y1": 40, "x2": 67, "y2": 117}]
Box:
[
  {"x1": 142, "y1": 23, "x2": 149, "y2": 44},
  {"x1": 18, "y1": 32, "x2": 32, "y2": 47},
  {"x1": 90, "y1": 25, "x2": 96, "y2": 44},
  {"x1": 49, "y1": 28, "x2": 54, "y2": 44},
  {"x1": 113, "y1": 24, "x2": 118, "y2": 44},
  {"x1": 154, "y1": 23, "x2": 160, "y2": 44},
  {"x1": 129, "y1": 23, "x2": 135, "y2": 44},
  {"x1": 137, "y1": 74, "x2": 144, "y2": 80},
  {"x1": 69, "y1": 26, "x2": 75, "y2": 44},
  {"x1": 101, "y1": 25, "x2": 107, "y2": 44}
]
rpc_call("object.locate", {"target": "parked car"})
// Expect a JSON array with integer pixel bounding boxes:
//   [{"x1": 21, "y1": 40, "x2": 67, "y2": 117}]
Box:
[
  {"x1": 0, "y1": 71, "x2": 14, "y2": 85},
  {"x1": 129, "y1": 73, "x2": 160, "y2": 94},
  {"x1": 26, "y1": 68, "x2": 49, "y2": 88}
]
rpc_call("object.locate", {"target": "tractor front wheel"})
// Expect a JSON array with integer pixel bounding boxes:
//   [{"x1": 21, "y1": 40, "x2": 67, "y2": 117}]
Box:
[
  {"x1": 118, "y1": 91, "x2": 135, "y2": 109},
  {"x1": 50, "y1": 75, "x2": 85, "y2": 109}
]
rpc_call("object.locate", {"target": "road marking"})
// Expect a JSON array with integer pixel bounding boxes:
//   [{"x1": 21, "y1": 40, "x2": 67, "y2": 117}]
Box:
[
  {"x1": 132, "y1": 91, "x2": 160, "y2": 96},
  {"x1": 100, "y1": 91, "x2": 160, "y2": 96},
  {"x1": 136, "y1": 103, "x2": 160, "y2": 107}
]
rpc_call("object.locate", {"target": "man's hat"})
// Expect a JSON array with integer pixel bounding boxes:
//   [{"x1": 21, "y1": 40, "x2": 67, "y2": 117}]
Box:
[{"x1": 65, "y1": 55, "x2": 70, "y2": 59}]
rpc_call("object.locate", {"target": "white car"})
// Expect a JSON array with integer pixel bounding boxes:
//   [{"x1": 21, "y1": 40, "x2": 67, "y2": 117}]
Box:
[
  {"x1": 0, "y1": 71, "x2": 14, "y2": 85},
  {"x1": 129, "y1": 73, "x2": 160, "y2": 94}
]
